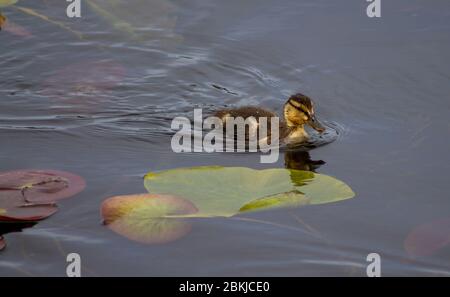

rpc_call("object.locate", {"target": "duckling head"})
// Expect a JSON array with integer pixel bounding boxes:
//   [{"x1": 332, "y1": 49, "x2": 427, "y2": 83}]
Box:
[{"x1": 283, "y1": 93, "x2": 325, "y2": 133}]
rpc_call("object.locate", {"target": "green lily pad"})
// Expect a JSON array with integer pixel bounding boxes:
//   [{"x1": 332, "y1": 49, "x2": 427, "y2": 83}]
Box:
[
  {"x1": 101, "y1": 194, "x2": 198, "y2": 244},
  {"x1": 144, "y1": 166, "x2": 355, "y2": 217},
  {"x1": 102, "y1": 167, "x2": 354, "y2": 244},
  {"x1": 239, "y1": 190, "x2": 310, "y2": 213},
  {"x1": 0, "y1": 0, "x2": 17, "y2": 8}
]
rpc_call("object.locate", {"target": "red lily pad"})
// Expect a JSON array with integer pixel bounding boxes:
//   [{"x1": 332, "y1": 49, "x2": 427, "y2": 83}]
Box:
[
  {"x1": 101, "y1": 194, "x2": 198, "y2": 244},
  {"x1": 0, "y1": 169, "x2": 85, "y2": 251},
  {"x1": 0, "y1": 204, "x2": 58, "y2": 222},
  {"x1": 0, "y1": 169, "x2": 86, "y2": 203},
  {"x1": 0, "y1": 190, "x2": 23, "y2": 209},
  {"x1": 0, "y1": 190, "x2": 57, "y2": 221},
  {"x1": 404, "y1": 217, "x2": 450, "y2": 258}
]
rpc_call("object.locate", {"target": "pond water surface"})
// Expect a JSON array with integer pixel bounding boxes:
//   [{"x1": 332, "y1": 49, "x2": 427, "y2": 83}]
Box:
[{"x1": 1, "y1": 0, "x2": 450, "y2": 276}]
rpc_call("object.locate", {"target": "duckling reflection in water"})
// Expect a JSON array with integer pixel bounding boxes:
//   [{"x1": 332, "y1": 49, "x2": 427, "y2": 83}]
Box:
[
  {"x1": 284, "y1": 150, "x2": 325, "y2": 172},
  {"x1": 214, "y1": 93, "x2": 325, "y2": 146}
]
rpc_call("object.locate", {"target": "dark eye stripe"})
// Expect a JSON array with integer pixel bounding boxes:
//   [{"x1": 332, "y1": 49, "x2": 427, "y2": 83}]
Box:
[{"x1": 288, "y1": 101, "x2": 310, "y2": 116}]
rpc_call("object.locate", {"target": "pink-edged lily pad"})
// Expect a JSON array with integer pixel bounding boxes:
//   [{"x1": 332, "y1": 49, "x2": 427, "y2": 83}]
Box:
[
  {"x1": 0, "y1": 190, "x2": 23, "y2": 209},
  {"x1": 0, "y1": 204, "x2": 58, "y2": 222},
  {"x1": 0, "y1": 169, "x2": 86, "y2": 203},
  {"x1": 404, "y1": 217, "x2": 450, "y2": 258},
  {"x1": 0, "y1": 190, "x2": 57, "y2": 221},
  {"x1": 101, "y1": 194, "x2": 198, "y2": 244},
  {"x1": 0, "y1": 169, "x2": 85, "y2": 250}
]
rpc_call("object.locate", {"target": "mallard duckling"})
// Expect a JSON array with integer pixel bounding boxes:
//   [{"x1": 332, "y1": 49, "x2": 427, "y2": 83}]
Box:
[{"x1": 214, "y1": 93, "x2": 325, "y2": 145}]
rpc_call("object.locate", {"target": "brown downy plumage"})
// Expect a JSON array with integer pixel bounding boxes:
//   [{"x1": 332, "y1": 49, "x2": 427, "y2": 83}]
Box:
[{"x1": 214, "y1": 93, "x2": 325, "y2": 145}]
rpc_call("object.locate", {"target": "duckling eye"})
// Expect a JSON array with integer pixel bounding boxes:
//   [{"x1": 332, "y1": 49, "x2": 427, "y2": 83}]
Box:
[
  {"x1": 302, "y1": 109, "x2": 314, "y2": 121},
  {"x1": 288, "y1": 100, "x2": 311, "y2": 117},
  {"x1": 299, "y1": 106, "x2": 311, "y2": 118}
]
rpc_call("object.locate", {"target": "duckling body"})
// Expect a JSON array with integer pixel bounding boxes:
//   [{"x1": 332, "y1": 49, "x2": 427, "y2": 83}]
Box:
[{"x1": 214, "y1": 93, "x2": 325, "y2": 145}]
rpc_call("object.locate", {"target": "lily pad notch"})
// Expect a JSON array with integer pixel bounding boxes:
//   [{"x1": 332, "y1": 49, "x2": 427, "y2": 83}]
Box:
[{"x1": 0, "y1": 169, "x2": 86, "y2": 250}]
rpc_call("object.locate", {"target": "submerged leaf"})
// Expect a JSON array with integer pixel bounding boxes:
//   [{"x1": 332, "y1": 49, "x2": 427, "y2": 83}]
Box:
[
  {"x1": 86, "y1": 0, "x2": 136, "y2": 36},
  {"x1": 41, "y1": 60, "x2": 126, "y2": 108},
  {"x1": 86, "y1": 0, "x2": 180, "y2": 43},
  {"x1": 0, "y1": 0, "x2": 17, "y2": 8},
  {"x1": 0, "y1": 236, "x2": 5, "y2": 251},
  {"x1": 101, "y1": 194, "x2": 198, "y2": 244},
  {"x1": 13, "y1": 6, "x2": 82, "y2": 39},
  {"x1": 1, "y1": 19, "x2": 32, "y2": 37},
  {"x1": 144, "y1": 166, "x2": 355, "y2": 217},
  {"x1": 404, "y1": 217, "x2": 450, "y2": 257}
]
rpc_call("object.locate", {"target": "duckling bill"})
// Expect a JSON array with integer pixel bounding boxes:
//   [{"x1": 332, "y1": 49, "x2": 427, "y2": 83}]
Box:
[{"x1": 214, "y1": 93, "x2": 325, "y2": 145}]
